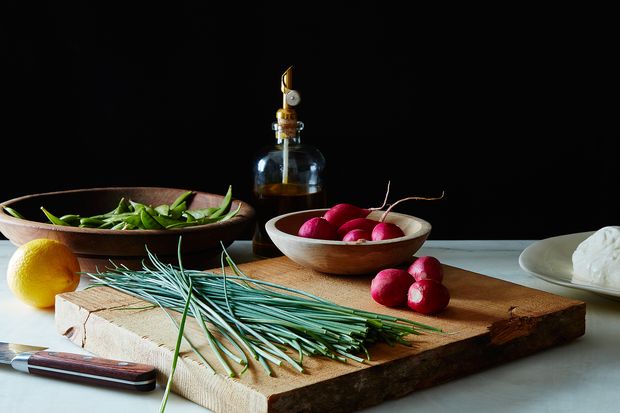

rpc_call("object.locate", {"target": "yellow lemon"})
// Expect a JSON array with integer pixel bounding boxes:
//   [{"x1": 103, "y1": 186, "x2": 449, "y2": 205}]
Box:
[{"x1": 6, "y1": 238, "x2": 81, "y2": 308}]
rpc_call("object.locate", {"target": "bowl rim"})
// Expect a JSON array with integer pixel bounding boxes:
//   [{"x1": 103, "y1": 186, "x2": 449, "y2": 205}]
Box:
[
  {"x1": 0, "y1": 186, "x2": 255, "y2": 236},
  {"x1": 265, "y1": 208, "x2": 431, "y2": 246}
]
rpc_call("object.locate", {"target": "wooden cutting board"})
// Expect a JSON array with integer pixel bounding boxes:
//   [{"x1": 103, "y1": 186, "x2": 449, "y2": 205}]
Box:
[{"x1": 55, "y1": 257, "x2": 585, "y2": 413}]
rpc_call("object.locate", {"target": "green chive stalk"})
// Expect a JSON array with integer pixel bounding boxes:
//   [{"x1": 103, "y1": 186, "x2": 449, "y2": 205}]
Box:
[{"x1": 86, "y1": 238, "x2": 440, "y2": 378}]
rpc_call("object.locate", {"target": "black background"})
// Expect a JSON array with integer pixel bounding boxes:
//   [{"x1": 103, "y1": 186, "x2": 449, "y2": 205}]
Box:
[{"x1": 4, "y1": 2, "x2": 617, "y2": 240}]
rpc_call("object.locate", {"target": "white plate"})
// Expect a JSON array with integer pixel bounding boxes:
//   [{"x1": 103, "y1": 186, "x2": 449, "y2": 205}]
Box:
[{"x1": 519, "y1": 231, "x2": 620, "y2": 299}]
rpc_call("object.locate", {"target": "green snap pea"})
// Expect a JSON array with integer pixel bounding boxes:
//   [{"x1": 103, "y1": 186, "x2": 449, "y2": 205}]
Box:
[
  {"x1": 184, "y1": 207, "x2": 218, "y2": 220},
  {"x1": 3, "y1": 206, "x2": 25, "y2": 219},
  {"x1": 154, "y1": 214, "x2": 184, "y2": 228},
  {"x1": 80, "y1": 217, "x2": 105, "y2": 227},
  {"x1": 111, "y1": 222, "x2": 126, "y2": 230},
  {"x1": 155, "y1": 204, "x2": 170, "y2": 217},
  {"x1": 112, "y1": 198, "x2": 130, "y2": 214},
  {"x1": 209, "y1": 185, "x2": 232, "y2": 219},
  {"x1": 170, "y1": 191, "x2": 193, "y2": 210},
  {"x1": 140, "y1": 209, "x2": 163, "y2": 229},
  {"x1": 122, "y1": 214, "x2": 142, "y2": 227},
  {"x1": 129, "y1": 200, "x2": 147, "y2": 212},
  {"x1": 41, "y1": 207, "x2": 69, "y2": 226},
  {"x1": 60, "y1": 214, "x2": 81, "y2": 225},
  {"x1": 170, "y1": 202, "x2": 187, "y2": 219},
  {"x1": 184, "y1": 210, "x2": 196, "y2": 223}
]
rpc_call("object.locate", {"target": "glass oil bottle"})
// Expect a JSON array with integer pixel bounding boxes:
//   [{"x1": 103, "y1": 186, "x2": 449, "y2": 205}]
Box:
[{"x1": 252, "y1": 66, "x2": 327, "y2": 257}]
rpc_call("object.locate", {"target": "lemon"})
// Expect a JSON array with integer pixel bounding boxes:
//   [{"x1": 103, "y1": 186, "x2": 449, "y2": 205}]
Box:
[{"x1": 6, "y1": 238, "x2": 81, "y2": 308}]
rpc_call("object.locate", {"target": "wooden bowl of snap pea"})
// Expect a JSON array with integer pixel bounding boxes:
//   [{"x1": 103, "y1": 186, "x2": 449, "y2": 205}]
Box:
[{"x1": 0, "y1": 187, "x2": 255, "y2": 273}]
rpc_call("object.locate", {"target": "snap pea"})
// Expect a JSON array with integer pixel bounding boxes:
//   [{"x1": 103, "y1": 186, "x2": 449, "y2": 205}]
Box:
[
  {"x1": 41, "y1": 207, "x2": 69, "y2": 226},
  {"x1": 194, "y1": 204, "x2": 241, "y2": 225},
  {"x1": 100, "y1": 212, "x2": 138, "y2": 223},
  {"x1": 80, "y1": 217, "x2": 105, "y2": 227},
  {"x1": 98, "y1": 221, "x2": 116, "y2": 229},
  {"x1": 155, "y1": 205, "x2": 170, "y2": 216},
  {"x1": 140, "y1": 209, "x2": 164, "y2": 229},
  {"x1": 3, "y1": 206, "x2": 25, "y2": 219},
  {"x1": 184, "y1": 211, "x2": 196, "y2": 223},
  {"x1": 111, "y1": 222, "x2": 126, "y2": 230},
  {"x1": 170, "y1": 202, "x2": 187, "y2": 219},
  {"x1": 129, "y1": 200, "x2": 147, "y2": 212},
  {"x1": 184, "y1": 207, "x2": 218, "y2": 220},
  {"x1": 122, "y1": 214, "x2": 142, "y2": 227},
  {"x1": 170, "y1": 190, "x2": 193, "y2": 210},
  {"x1": 153, "y1": 214, "x2": 185, "y2": 228},
  {"x1": 60, "y1": 214, "x2": 81, "y2": 226},
  {"x1": 8, "y1": 186, "x2": 241, "y2": 231},
  {"x1": 216, "y1": 203, "x2": 241, "y2": 222},
  {"x1": 112, "y1": 198, "x2": 130, "y2": 214},
  {"x1": 209, "y1": 185, "x2": 232, "y2": 219}
]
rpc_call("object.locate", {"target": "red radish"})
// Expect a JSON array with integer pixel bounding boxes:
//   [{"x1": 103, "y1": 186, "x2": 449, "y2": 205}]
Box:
[
  {"x1": 336, "y1": 218, "x2": 378, "y2": 239},
  {"x1": 407, "y1": 279, "x2": 450, "y2": 314},
  {"x1": 342, "y1": 229, "x2": 371, "y2": 242},
  {"x1": 297, "y1": 217, "x2": 337, "y2": 240},
  {"x1": 323, "y1": 204, "x2": 370, "y2": 229},
  {"x1": 371, "y1": 222, "x2": 405, "y2": 241},
  {"x1": 408, "y1": 256, "x2": 444, "y2": 283},
  {"x1": 323, "y1": 181, "x2": 392, "y2": 229},
  {"x1": 370, "y1": 269, "x2": 414, "y2": 307}
]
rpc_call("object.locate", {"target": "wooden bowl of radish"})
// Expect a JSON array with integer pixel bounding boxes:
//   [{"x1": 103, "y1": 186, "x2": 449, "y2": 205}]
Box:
[{"x1": 265, "y1": 206, "x2": 432, "y2": 275}]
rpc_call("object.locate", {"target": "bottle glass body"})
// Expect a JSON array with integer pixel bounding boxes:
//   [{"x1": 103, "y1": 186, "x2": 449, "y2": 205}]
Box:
[{"x1": 252, "y1": 121, "x2": 326, "y2": 257}]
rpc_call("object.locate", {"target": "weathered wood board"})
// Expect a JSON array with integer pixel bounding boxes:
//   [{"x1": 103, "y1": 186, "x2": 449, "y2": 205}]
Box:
[{"x1": 55, "y1": 257, "x2": 585, "y2": 413}]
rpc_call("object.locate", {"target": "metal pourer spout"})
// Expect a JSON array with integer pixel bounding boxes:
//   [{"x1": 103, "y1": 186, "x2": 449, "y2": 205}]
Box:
[
  {"x1": 276, "y1": 66, "x2": 301, "y2": 130},
  {"x1": 275, "y1": 65, "x2": 302, "y2": 184}
]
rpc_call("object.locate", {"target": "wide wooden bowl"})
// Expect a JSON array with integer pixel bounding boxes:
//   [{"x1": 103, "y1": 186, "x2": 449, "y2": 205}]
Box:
[
  {"x1": 265, "y1": 209, "x2": 431, "y2": 275},
  {"x1": 0, "y1": 187, "x2": 255, "y2": 273}
]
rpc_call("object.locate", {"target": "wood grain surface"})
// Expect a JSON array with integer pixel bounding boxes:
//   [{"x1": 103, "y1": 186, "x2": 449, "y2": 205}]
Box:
[
  {"x1": 28, "y1": 351, "x2": 156, "y2": 391},
  {"x1": 55, "y1": 257, "x2": 585, "y2": 412}
]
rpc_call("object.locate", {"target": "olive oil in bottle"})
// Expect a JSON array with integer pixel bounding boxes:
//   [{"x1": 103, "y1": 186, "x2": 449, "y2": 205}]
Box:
[{"x1": 252, "y1": 66, "x2": 326, "y2": 257}]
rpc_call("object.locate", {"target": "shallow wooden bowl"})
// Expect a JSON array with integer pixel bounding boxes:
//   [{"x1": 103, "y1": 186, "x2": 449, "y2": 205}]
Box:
[
  {"x1": 0, "y1": 187, "x2": 255, "y2": 273},
  {"x1": 265, "y1": 209, "x2": 431, "y2": 275}
]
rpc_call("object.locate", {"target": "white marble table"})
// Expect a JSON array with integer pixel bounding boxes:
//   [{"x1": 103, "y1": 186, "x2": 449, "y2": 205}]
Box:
[{"x1": 1, "y1": 240, "x2": 619, "y2": 413}]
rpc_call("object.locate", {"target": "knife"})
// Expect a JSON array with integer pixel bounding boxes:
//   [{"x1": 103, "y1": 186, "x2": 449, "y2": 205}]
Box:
[{"x1": 0, "y1": 341, "x2": 157, "y2": 391}]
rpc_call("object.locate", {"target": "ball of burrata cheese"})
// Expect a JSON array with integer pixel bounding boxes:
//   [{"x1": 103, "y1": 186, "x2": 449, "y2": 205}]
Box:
[{"x1": 572, "y1": 226, "x2": 620, "y2": 289}]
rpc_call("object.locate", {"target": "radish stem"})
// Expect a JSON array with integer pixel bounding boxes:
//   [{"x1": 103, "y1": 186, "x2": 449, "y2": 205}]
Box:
[
  {"x1": 379, "y1": 191, "x2": 445, "y2": 222},
  {"x1": 368, "y1": 181, "x2": 391, "y2": 211}
]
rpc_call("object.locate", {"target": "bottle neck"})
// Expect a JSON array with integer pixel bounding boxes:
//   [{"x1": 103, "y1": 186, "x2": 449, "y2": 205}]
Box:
[
  {"x1": 273, "y1": 120, "x2": 304, "y2": 145},
  {"x1": 276, "y1": 136, "x2": 300, "y2": 145}
]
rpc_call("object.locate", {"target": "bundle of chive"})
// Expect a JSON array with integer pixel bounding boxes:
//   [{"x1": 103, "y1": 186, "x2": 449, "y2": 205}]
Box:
[{"x1": 86, "y1": 239, "x2": 440, "y2": 379}]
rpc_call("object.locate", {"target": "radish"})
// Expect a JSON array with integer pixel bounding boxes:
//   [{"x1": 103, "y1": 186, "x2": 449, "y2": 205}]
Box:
[
  {"x1": 323, "y1": 181, "x2": 392, "y2": 229},
  {"x1": 370, "y1": 269, "x2": 414, "y2": 307},
  {"x1": 323, "y1": 204, "x2": 371, "y2": 229},
  {"x1": 336, "y1": 218, "x2": 378, "y2": 239},
  {"x1": 342, "y1": 229, "x2": 372, "y2": 242},
  {"x1": 371, "y1": 222, "x2": 405, "y2": 241},
  {"x1": 297, "y1": 217, "x2": 337, "y2": 240},
  {"x1": 407, "y1": 279, "x2": 450, "y2": 314},
  {"x1": 408, "y1": 256, "x2": 444, "y2": 283}
]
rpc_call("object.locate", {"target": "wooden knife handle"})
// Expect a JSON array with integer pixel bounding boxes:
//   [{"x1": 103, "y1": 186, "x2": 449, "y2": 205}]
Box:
[{"x1": 26, "y1": 351, "x2": 157, "y2": 391}]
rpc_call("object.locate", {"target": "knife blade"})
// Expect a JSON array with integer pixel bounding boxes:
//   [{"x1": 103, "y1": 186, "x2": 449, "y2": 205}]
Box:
[{"x1": 0, "y1": 341, "x2": 157, "y2": 391}]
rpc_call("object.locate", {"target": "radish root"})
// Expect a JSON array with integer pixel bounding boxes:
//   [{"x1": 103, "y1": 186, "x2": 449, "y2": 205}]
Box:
[
  {"x1": 369, "y1": 181, "x2": 391, "y2": 211},
  {"x1": 379, "y1": 191, "x2": 445, "y2": 222}
]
